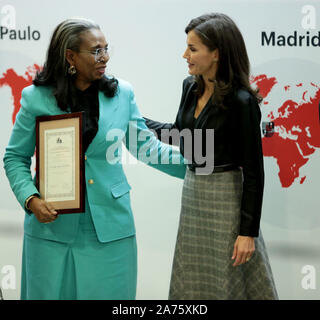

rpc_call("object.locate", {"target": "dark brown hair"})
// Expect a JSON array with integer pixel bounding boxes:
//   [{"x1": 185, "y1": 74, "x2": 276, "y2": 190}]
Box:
[{"x1": 185, "y1": 13, "x2": 262, "y2": 107}]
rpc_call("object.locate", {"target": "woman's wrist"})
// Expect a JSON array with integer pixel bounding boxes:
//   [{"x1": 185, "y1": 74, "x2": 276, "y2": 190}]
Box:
[{"x1": 25, "y1": 194, "x2": 39, "y2": 210}]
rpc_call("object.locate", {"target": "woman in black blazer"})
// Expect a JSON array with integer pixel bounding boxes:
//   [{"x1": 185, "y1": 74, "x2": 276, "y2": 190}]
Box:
[{"x1": 145, "y1": 13, "x2": 278, "y2": 299}]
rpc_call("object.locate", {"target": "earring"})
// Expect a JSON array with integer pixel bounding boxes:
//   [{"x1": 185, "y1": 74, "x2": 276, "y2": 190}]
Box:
[{"x1": 68, "y1": 65, "x2": 76, "y2": 75}]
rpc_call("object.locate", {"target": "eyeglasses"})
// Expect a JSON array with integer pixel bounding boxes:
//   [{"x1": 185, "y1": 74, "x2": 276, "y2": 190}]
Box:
[{"x1": 79, "y1": 46, "x2": 109, "y2": 62}]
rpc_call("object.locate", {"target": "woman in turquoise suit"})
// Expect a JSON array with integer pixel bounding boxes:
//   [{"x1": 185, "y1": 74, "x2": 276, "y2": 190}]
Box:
[{"x1": 3, "y1": 18, "x2": 186, "y2": 300}]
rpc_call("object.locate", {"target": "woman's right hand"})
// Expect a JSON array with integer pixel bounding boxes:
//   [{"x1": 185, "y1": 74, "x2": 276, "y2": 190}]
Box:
[{"x1": 28, "y1": 197, "x2": 58, "y2": 223}]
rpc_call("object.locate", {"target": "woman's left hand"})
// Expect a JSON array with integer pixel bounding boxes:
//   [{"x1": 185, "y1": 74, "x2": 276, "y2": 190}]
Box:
[{"x1": 231, "y1": 236, "x2": 255, "y2": 267}]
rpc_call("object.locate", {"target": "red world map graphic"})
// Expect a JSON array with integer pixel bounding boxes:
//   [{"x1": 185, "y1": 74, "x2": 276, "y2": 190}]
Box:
[
  {"x1": 251, "y1": 74, "x2": 320, "y2": 188},
  {"x1": 0, "y1": 64, "x2": 41, "y2": 123},
  {"x1": 1, "y1": 65, "x2": 320, "y2": 188}
]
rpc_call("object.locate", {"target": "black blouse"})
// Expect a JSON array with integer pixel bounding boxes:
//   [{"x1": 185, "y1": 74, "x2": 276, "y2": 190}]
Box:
[
  {"x1": 144, "y1": 76, "x2": 264, "y2": 237},
  {"x1": 70, "y1": 81, "x2": 100, "y2": 153}
]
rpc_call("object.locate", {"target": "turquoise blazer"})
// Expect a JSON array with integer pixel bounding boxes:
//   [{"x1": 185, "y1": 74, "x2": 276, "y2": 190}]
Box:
[{"x1": 3, "y1": 79, "x2": 186, "y2": 243}]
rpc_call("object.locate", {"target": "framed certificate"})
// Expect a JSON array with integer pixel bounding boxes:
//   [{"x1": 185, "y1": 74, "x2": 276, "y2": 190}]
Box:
[{"x1": 36, "y1": 112, "x2": 84, "y2": 214}]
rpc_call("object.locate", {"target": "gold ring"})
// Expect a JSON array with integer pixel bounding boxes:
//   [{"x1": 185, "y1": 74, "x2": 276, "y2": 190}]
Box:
[{"x1": 246, "y1": 257, "x2": 250, "y2": 262}]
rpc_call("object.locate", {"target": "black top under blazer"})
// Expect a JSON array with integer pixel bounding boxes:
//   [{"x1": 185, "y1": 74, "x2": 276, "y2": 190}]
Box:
[{"x1": 144, "y1": 76, "x2": 265, "y2": 237}]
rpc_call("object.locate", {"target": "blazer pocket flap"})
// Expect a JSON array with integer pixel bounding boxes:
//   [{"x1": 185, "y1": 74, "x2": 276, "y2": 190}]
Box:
[{"x1": 111, "y1": 181, "x2": 132, "y2": 198}]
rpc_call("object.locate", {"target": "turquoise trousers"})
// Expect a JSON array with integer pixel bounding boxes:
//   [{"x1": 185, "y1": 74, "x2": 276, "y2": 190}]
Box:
[{"x1": 20, "y1": 194, "x2": 137, "y2": 300}]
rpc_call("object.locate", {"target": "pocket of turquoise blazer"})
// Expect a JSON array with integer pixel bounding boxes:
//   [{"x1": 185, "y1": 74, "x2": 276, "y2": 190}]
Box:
[{"x1": 110, "y1": 180, "x2": 132, "y2": 198}]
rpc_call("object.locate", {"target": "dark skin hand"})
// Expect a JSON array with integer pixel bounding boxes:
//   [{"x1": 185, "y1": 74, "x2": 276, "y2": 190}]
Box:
[{"x1": 29, "y1": 197, "x2": 58, "y2": 223}]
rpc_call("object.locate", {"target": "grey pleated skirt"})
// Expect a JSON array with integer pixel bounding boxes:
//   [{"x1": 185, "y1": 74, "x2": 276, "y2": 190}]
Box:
[{"x1": 169, "y1": 167, "x2": 278, "y2": 300}]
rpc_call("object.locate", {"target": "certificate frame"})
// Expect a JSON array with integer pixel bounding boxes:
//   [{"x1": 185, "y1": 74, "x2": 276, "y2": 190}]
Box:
[{"x1": 36, "y1": 112, "x2": 84, "y2": 214}]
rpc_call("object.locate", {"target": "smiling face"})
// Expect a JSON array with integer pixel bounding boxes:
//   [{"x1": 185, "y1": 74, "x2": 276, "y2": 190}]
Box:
[
  {"x1": 66, "y1": 28, "x2": 109, "y2": 90},
  {"x1": 183, "y1": 30, "x2": 219, "y2": 80}
]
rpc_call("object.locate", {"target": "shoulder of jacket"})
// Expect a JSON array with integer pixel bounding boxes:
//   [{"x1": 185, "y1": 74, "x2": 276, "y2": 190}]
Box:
[
  {"x1": 21, "y1": 85, "x2": 57, "y2": 115},
  {"x1": 227, "y1": 88, "x2": 261, "y2": 119},
  {"x1": 231, "y1": 88, "x2": 257, "y2": 106},
  {"x1": 182, "y1": 76, "x2": 196, "y2": 90},
  {"x1": 21, "y1": 84, "x2": 53, "y2": 101},
  {"x1": 116, "y1": 78, "x2": 134, "y2": 95}
]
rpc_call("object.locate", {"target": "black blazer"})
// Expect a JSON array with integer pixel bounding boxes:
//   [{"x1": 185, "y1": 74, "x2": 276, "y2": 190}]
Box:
[{"x1": 144, "y1": 76, "x2": 264, "y2": 237}]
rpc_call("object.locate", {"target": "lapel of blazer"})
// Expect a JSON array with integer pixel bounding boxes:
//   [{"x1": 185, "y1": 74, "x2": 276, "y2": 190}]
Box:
[
  {"x1": 85, "y1": 90, "x2": 120, "y2": 155},
  {"x1": 42, "y1": 87, "x2": 120, "y2": 155}
]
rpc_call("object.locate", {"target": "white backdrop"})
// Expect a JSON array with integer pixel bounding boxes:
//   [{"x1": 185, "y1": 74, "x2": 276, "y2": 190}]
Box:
[{"x1": 0, "y1": 0, "x2": 319, "y2": 300}]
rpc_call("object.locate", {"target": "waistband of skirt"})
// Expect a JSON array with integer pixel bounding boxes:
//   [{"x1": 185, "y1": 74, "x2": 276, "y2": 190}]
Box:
[{"x1": 187, "y1": 163, "x2": 239, "y2": 174}]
